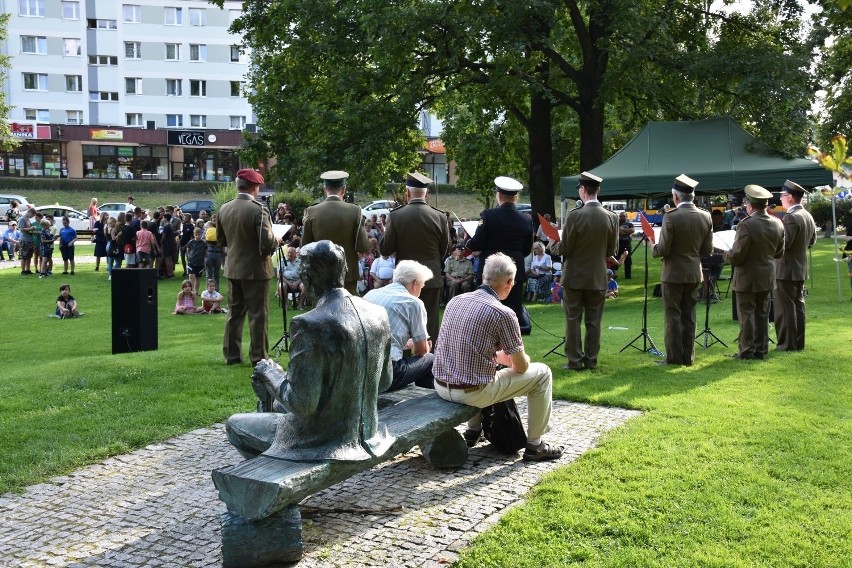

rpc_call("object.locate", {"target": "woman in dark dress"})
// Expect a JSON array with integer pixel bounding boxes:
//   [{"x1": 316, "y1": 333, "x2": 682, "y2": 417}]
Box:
[{"x1": 92, "y1": 212, "x2": 109, "y2": 271}]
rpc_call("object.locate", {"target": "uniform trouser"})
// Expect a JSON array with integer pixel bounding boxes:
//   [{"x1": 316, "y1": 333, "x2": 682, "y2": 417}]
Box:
[
  {"x1": 446, "y1": 279, "x2": 472, "y2": 301},
  {"x1": 619, "y1": 242, "x2": 632, "y2": 278},
  {"x1": 420, "y1": 286, "x2": 441, "y2": 347},
  {"x1": 434, "y1": 362, "x2": 553, "y2": 440},
  {"x1": 662, "y1": 282, "x2": 700, "y2": 365},
  {"x1": 774, "y1": 279, "x2": 806, "y2": 351},
  {"x1": 563, "y1": 288, "x2": 606, "y2": 369},
  {"x1": 503, "y1": 280, "x2": 525, "y2": 325},
  {"x1": 223, "y1": 278, "x2": 270, "y2": 366},
  {"x1": 736, "y1": 290, "x2": 770, "y2": 359}
]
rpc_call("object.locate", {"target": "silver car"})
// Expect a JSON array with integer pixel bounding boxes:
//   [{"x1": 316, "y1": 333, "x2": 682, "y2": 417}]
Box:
[{"x1": 34, "y1": 205, "x2": 90, "y2": 231}]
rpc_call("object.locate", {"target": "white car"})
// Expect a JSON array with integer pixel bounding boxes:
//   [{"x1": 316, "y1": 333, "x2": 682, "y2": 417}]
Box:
[
  {"x1": 98, "y1": 202, "x2": 135, "y2": 216},
  {"x1": 34, "y1": 205, "x2": 91, "y2": 231},
  {"x1": 1, "y1": 194, "x2": 32, "y2": 220},
  {"x1": 361, "y1": 199, "x2": 397, "y2": 220}
]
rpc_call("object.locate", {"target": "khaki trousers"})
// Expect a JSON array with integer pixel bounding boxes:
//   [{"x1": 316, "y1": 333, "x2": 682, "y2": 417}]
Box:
[
  {"x1": 223, "y1": 278, "x2": 270, "y2": 366},
  {"x1": 661, "y1": 282, "x2": 700, "y2": 365},
  {"x1": 562, "y1": 288, "x2": 606, "y2": 369},
  {"x1": 774, "y1": 279, "x2": 806, "y2": 351},
  {"x1": 434, "y1": 362, "x2": 553, "y2": 440}
]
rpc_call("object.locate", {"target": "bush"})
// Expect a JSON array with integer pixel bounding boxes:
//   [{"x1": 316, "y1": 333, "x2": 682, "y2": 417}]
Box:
[
  {"x1": 210, "y1": 183, "x2": 237, "y2": 214},
  {"x1": 274, "y1": 190, "x2": 315, "y2": 220}
]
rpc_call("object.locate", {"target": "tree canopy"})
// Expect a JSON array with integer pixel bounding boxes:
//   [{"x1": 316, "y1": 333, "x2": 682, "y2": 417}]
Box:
[{"x1": 217, "y1": 0, "x2": 820, "y2": 212}]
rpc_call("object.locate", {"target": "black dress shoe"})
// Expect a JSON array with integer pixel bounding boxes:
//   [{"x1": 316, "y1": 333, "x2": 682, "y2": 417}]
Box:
[{"x1": 728, "y1": 353, "x2": 754, "y2": 360}]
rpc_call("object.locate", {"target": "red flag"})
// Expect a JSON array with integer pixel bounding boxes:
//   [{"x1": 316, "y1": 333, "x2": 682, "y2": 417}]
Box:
[
  {"x1": 536, "y1": 213, "x2": 560, "y2": 242},
  {"x1": 640, "y1": 212, "x2": 655, "y2": 243}
]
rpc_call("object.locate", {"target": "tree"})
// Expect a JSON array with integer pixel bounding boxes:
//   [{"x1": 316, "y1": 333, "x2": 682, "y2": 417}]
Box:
[
  {"x1": 217, "y1": 1, "x2": 815, "y2": 215},
  {"x1": 811, "y1": 0, "x2": 852, "y2": 148},
  {"x1": 0, "y1": 14, "x2": 20, "y2": 152}
]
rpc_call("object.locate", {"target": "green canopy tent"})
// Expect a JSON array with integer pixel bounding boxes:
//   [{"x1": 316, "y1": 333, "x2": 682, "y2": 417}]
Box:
[{"x1": 560, "y1": 117, "x2": 832, "y2": 200}]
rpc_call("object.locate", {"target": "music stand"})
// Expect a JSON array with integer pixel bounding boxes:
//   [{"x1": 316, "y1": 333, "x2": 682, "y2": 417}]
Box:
[
  {"x1": 695, "y1": 266, "x2": 727, "y2": 349},
  {"x1": 621, "y1": 235, "x2": 662, "y2": 356},
  {"x1": 271, "y1": 244, "x2": 291, "y2": 357}
]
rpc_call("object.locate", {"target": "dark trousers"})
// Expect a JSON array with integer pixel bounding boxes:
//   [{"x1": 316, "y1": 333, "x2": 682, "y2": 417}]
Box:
[
  {"x1": 563, "y1": 288, "x2": 606, "y2": 369},
  {"x1": 619, "y1": 241, "x2": 632, "y2": 279},
  {"x1": 420, "y1": 286, "x2": 441, "y2": 347},
  {"x1": 774, "y1": 279, "x2": 806, "y2": 351},
  {"x1": 736, "y1": 290, "x2": 770, "y2": 359},
  {"x1": 661, "y1": 282, "x2": 700, "y2": 365},
  {"x1": 386, "y1": 354, "x2": 435, "y2": 392}
]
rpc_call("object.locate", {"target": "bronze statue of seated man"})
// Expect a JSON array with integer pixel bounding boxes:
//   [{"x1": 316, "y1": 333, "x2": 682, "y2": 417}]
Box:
[{"x1": 226, "y1": 240, "x2": 394, "y2": 462}]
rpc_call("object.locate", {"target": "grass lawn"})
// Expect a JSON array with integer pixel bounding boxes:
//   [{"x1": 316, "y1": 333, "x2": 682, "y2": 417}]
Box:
[{"x1": 0, "y1": 240, "x2": 849, "y2": 565}]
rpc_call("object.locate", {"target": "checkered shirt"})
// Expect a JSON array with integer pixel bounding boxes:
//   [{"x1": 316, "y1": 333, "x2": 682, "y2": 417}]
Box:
[
  {"x1": 433, "y1": 286, "x2": 523, "y2": 385},
  {"x1": 364, "y1": 282, "x2": 428, "y2": 361}
]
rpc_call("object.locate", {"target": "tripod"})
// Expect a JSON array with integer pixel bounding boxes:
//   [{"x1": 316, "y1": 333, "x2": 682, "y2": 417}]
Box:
[
  {"x1": 621, "y1": 236, "x2": 662, "y2": 356},
  {"x1": 695, "y1": 267, "x2": 727, "y2": 349},
  {"x1": 270, "y1": 245, "x2": 291, "y2": 357}
]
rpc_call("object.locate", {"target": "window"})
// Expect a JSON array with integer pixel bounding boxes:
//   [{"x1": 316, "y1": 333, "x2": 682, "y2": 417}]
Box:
[
  {"x1": 24, "y1": 109, "x2": 50, "y2": 122},
  {"x1": 125, "y1": 77, "x2": 142, "y2": 95},
  {"x1": 66, "y1": 110, "x2": 83, "y2": 125},
  {"x1": 230, "y1": 116, "x2": 246, "y2": 130},
  {"x1": 123, "y1": 4, "x2": 141, "y2": 23},
  {"x1": 89, "y1": 91, "x2": 119, "y2": 102},
  {"x1": 166, "y1": 79, "x2": 182, "y2": 96},
  {"x1": 21, "y1": 36, "x2": 47, "y2": 54},
  {"x1": 166, "y1": 114, "x2": 183, "y2": 127},
  {"x1": 190, "y1": 115, "x2": 207, "y2": 128},
  {"x1": 189, "y1": 80, "x2": 206, "y2": 97},
  {"x1": 164, "y1": 7, "x2": 182, "y2": 25},
  {"x1": 19, "y1": 0, "x2": 45, "y2": 17},
  {"x1": 61, "y1": 1, "x2": 79, "y2": 19},
  {"x1": 189, "y1": 44, "x2": 206, "y2": 62},
  {"x1": 230, "y1": 81, "x2": 244, "y2": 97},
  {"x1": 165, "y1": 43, "x2": 180, "y2": 61},
  {"x1": 87, "y1": 19, "x2": 117, "y2": 29},
  {"x1": 125, "y1": 42, "x2": 141, "y2": 59},
  {"x1": 188, "y1": 8, "x2": 206, "y2": 26},
  {"x1": 65, "y1": 75, "x2": 82, "y2": 92},
  {"x1": 23, "y1": 73, "x2": 48, "y2": 91},
  {"x1": 230, "y1": 45, "x2": 243, "y2": 63},
  {"x1": 88, "y1": 55, "x2": 118, "y2": 66},
  {"x1": 63, "y1": 38, "x2": 81, "y2": 56},
  {"x1": 126, "y1": 113, "x2": 143, "y2": 127}
]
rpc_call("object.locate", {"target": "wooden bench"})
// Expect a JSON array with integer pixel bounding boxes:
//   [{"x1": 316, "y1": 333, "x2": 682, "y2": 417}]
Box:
[{"x1": 212, "y1": 387, "x2": 478, "y2": 567}]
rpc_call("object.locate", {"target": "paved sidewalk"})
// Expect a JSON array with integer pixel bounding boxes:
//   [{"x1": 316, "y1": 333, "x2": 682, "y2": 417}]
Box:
[{"x1": 0, "y1": 402, "x2": 640, "y2": 567}]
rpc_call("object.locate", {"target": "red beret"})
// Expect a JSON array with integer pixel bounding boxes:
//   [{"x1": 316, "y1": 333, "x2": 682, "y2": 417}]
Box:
[{"x1": 236, "y1": 169, "x2": 264, "y2": 185}]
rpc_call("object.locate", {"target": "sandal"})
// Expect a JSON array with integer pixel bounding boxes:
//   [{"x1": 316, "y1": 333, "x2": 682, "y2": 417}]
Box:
[{"x1": 523, "y1": 441, "x2": 564, "y2": 462}]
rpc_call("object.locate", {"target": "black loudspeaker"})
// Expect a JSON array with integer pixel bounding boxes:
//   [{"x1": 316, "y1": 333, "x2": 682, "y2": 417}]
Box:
[{"x1": 111, "y1": 269, "x2": 158, "y2": 354}]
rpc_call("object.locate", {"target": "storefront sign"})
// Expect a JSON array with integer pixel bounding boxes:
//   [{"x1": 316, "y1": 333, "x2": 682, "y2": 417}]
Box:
[
  {"x1": 118, "y1": 147, "x2": 134, "y2": 157},
  {"x1": 168, "y1": 130, "x2": 205, "y2": 146},
  {"x1": 91, "y1": 129, "x2": 124, "y2": 140},
  {"x1": 10, "y1": 122, "x2": 36, "y2": 138}
]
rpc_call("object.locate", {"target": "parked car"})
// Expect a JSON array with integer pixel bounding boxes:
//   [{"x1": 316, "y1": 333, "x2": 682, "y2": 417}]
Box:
[
  {"x1": 361, "y1": 199, "x2": 397, "y2": 220},
  {"x1": 516, "y1": 203, "x2": 532, "y2": 213},
  {"x1": 178, "y1": 199, "x2": 214, "y2": 220},
  {"x1": 34, "y1": 205, "x2": 90, "y2": 231},
  {"x1": 98, "y1": 202, "x2": 135, "y2": 216},
  {"x1": 1, "y1": 194, "x2": 32, "y2": 220}
]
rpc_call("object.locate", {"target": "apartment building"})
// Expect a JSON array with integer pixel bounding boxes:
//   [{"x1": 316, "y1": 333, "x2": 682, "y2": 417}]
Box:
[{"x1": 2, "y1": 0, "x2": 255, "y2": 182}]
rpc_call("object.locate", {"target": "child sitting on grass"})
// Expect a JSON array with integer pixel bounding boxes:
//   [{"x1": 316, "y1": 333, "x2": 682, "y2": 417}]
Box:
[
  {"x1": 605, "y1": 269, "x2": 619, "y2": 299},
  {"x1": 55, "y1": 283, "x2": 80, "y2": 318},
  {"x1": 200, "y1": 278, "x2": 226, "y2": 313},
  {"x1": 174, "y1": 280, "x2": 203, "y2": 314}
]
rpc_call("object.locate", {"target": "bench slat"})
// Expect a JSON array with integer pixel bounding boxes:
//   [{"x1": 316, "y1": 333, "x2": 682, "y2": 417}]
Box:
[{"x1": 212, "y1": 392, "x2": 477, "y2": 520}]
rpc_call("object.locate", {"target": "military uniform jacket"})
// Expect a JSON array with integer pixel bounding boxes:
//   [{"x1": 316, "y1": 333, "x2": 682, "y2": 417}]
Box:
[
  {"x1": 466, "y1": 202, "x2": 534, "y2": 282},
  {"x1": 554, "y1": 202, "x2": 618, "y2": 291},
  {"x1": 217, "y1": 193, "x2": 278, "y2": 280},
  {"x1": 775, "y1": 204, "x2": 816, "y2": 282},
  {"x1": 725, "y1": 211, "x2": 784, "y2": 293},
  {"x1": 380, "y1": 200, "x2": 450, "y2": 289},
  {"x1": 652, "y1": 203, "x2": 713, "y2": 284},
  {"x1": 302, "y1": 196, "x2": 370, "y2": 283}
]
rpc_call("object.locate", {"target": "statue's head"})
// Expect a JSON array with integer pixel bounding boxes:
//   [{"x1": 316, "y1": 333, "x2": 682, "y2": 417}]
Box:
[{"x1": 299, "y1": 240, "x2": 346, "y2": 294}]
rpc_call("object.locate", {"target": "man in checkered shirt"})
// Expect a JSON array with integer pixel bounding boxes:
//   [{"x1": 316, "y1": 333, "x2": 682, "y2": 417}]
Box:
[
  {"x1": 364, "y1": 260, "x2": 435, "y2": 391},
  {"x1": 433, "y1": 253, "x2": 564, "y2": 462}
]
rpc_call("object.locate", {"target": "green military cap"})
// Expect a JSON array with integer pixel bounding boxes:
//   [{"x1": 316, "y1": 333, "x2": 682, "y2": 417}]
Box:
[
  {"x1": 406, "y1": 172, "x2": 432, "y2": 188},
  {"x1": 672, "y1": 174, "x2": 699, "y2": 193},
  {"x1": 578, "y1": 171, "x2": 603, "y2": 187},
  {"x1": 781, "y1": 179, "x2": 806, "y2": 197},
  {"x1": 320, "y1": 170, "x2": 349, "y2": 187},
  {"x1": 744, "y1": 184, "x2": 772, "y2": 201}
]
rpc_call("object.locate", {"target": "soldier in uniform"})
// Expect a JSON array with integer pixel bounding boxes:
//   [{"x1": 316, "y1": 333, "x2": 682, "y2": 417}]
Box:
[
  {"x1": 725, "y1": 184, "x2": 785, "y2": 360},
  {"x1": 466, "y1": 176, "x2": 534, "y2": 332},
  {"x1": 217, "y1": 169, "x2": 279, "y2": 366},
  {"x1": 302, "y1": 170, "x2": 370, "y2": 295},
  {"x1": 652, "y1": 174, "x2": 713, "y2": 366},
  {"x1": 380, "y1": 172, "x2": 451, "y2": 344},
  {"x1": 443, "y1": 244, "x2": 475, "y2": 300},
  {"x1": 550, "y1": 172, "x2": 618, "y2": 370},
  {"x1": 774, "y1": 180, "x2": 816, "y2": 351}
]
